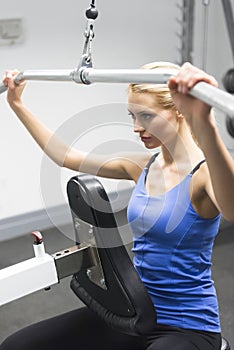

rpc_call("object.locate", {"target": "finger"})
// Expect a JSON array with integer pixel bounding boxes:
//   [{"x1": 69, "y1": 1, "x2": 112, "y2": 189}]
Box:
[
  {"x1": 167, "y1": 76, "x2": 178, "y2": 91},
  {"x1": 176, "y1": 63, "x2": 218, "y2": 91},
  {"x1": 186, "y1": 72, "x2": 218, "y2": 89},
  {"x1": 4, "y1": 69, "x2": 24, "y2": 89},
  {"x1": 2, "y1": 71, "x2": 11, "y2": 86},
  {"x1": 11, "y1": 69, "x2": 20, "y2": 79},
  {"x1": 168, "y1": 75, "x2": 189, "y2": 95}
]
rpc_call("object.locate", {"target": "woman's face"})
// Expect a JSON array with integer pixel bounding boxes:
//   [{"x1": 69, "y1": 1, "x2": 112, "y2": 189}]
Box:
[{"x1": 128, "y1": 91, "x2": 179, "y2": 149}]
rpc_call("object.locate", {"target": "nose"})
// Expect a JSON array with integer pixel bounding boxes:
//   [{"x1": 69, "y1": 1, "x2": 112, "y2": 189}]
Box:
[{"x1": 133, "y1": 119, "x2": 145, "y2": 133}]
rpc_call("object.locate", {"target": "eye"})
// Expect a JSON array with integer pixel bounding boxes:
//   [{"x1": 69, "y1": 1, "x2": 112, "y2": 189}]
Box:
[
  {"x1": 139, "y1": 113, "x2": 155, "y2": 120},
  {"x1": 128, "y1": 111, "x2": 135, "y2": 120}
]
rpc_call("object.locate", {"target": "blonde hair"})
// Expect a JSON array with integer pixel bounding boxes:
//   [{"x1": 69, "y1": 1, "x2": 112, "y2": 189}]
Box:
[
  {"x1": 129, "y1": 61, "x2": 201, "y2": 147},
  {"x1": 128, "y1": 61, "x2": 180, "y2": 111}
]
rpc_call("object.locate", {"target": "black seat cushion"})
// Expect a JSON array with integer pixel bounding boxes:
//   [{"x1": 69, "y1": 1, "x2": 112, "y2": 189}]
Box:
[{"x1": 67, "y1": 174, "x2": 156, "y2": 336}]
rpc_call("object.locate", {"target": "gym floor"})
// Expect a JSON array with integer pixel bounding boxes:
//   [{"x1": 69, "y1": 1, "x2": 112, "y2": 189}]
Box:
[{"x1": 0, "y1": 221, "x2": 233, "y2": 346}]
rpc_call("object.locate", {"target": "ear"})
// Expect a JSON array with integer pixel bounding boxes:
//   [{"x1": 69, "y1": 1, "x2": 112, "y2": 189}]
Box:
[{"x1": 176, "y1": 110, "x2": 184, "y2": 120}]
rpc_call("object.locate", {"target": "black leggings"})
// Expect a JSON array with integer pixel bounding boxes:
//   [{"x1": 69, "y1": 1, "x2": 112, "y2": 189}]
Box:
[{"x1": 0, "y1": 307, "x2": 221, "y2": 350}]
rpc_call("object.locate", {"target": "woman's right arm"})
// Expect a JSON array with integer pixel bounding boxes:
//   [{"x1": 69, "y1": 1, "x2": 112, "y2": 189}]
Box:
[{"x1": 3, "y1": 71, "x2": 149, "y2": 181}]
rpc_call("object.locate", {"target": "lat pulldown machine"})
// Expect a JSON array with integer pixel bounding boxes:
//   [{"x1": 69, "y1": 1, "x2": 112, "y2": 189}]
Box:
[{"x1": 0, "y1": 3, "x2": 232, "y2": 348}]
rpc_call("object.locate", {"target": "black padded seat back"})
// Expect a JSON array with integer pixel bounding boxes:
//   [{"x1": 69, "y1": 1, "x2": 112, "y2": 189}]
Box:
[{"x1": 67, "y1": 174, "x2": 156, "y2": 336}]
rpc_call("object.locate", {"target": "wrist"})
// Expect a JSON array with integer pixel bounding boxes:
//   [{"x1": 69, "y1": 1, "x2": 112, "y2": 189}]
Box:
[{"x1": 9, "y1": 100, "x2": 24, "y2": 111}]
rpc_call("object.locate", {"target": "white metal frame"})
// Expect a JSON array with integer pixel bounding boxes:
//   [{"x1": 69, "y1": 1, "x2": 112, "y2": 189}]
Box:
[
  {"x1": 0, "y1": 239, "x2": 96, "y2": 306},
  {"x1": 0, "y1": 253, "x2": 58, "y2": 305}
]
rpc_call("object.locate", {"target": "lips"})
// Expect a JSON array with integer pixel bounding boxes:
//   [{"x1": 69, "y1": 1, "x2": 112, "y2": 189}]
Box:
[{"x1": 141, "y1": 137, "x2": 151, "y2": 142}]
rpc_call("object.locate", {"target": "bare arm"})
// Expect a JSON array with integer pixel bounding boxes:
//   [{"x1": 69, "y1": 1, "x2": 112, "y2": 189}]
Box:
[
  {"x1": 168, "y1": 62, "x2": 234, "y2": 222},
  {"x1": 197, "y1": 121, "x2": 234, "y2": 221},
  {"x1": 3, "y1": 71, "x2": 149, "y2": 181}
]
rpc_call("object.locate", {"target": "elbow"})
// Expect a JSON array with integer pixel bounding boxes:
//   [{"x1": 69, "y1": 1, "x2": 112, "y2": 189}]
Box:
[
  {"x1": 62, "y1": 156, "x2": 79, "y2": 171},
  {"x1": 217, "y1": 200, "x2": 234, "y2": 223},
  {"x1": 224, "y1": 217, "x2": 234, "y2": 223},
  {"x1": 46, "y1": 155, "x2": 65, "y2": 168},
  {"x1": 52, "y1": 157, "x2": 64, "y2": 168},
  {"x1": 221, "y1": 211, "x2": 234, "y2": 223},
  {"x1": 54, "y1": 152, "x2": 73, "y2": 168}
]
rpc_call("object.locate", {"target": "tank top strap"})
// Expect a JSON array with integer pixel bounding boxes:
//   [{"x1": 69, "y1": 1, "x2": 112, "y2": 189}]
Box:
[
  {"x1": 145, "y1": 154, "x2": 205, "y2": 175},
  {"x1": 145, "y1": 152, "x2": 160, "y2": 169},
  {"x1": 190, "y1": 159, "x2": 206, "y2": 175}
]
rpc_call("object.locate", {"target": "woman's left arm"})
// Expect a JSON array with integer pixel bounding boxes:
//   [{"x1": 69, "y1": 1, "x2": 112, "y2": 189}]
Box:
[{"x1": 168, "y1": 62, "x2": 234, "y2": 222}]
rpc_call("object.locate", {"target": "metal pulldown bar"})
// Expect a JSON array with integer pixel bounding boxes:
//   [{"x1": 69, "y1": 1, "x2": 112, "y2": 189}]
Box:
[{"x1": 0, "y1": 1, "x2": 234, "y2": 119}]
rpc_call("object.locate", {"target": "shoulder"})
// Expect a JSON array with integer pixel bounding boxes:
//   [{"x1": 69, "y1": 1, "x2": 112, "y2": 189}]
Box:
[{"x1": 122, "y1": 152, "x2": 153, "y2": 182}]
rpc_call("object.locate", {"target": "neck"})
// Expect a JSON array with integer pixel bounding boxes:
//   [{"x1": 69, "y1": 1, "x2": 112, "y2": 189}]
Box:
[{"x1": 160, "y1": 123, "x2": 204, "y2": 167}]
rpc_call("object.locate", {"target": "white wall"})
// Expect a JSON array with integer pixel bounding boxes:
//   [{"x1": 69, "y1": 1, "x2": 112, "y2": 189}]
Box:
[
  {"x1": 0, "y1": 0, "x2": 178, "y2": 222},
  {"x1": 0, "y1": 0, "x2": 234, "y2": 226}
]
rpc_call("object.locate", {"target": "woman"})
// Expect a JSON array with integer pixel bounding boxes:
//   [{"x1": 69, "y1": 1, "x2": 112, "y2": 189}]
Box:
[{"x1": 1, "y1": 62, "x2": 233, "y2": 350}]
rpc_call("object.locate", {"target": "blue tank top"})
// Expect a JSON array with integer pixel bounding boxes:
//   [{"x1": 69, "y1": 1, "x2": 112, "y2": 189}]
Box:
[{"x1": 127, "y1": 153, "x2": 221, "y2": 332}]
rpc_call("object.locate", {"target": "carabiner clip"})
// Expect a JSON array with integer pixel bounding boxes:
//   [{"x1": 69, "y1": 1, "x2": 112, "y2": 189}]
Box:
[{"x1": 74, "y1": 1, "x2": 98, "y2": 83}]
